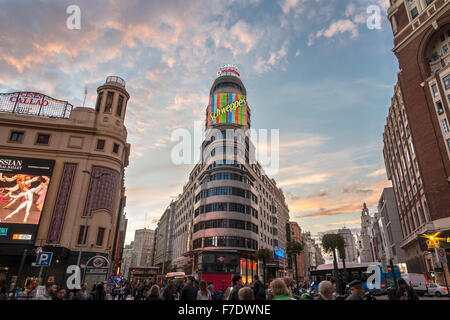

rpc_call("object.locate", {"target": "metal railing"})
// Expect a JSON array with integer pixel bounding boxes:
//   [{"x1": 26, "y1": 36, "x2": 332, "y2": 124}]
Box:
[
  {"x1": 105, "y1": 76, "x2": 126, "y2": 88},
  {"x1": 0, "y1": 92, "x2": 73, "y2": 119}
]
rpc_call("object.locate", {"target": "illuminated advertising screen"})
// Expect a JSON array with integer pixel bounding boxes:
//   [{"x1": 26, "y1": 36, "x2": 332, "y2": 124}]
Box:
[
  {"x1": 207, "y1": 93, "x2": 248, "y2": 126},
  {"x1": 0, "y1": 156, "x2": 54, "y2": 244}
]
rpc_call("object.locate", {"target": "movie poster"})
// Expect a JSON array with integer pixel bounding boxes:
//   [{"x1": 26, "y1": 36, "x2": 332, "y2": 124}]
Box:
[{"x1": 0, "y1": 156, "x2": 54, "y2": 243}]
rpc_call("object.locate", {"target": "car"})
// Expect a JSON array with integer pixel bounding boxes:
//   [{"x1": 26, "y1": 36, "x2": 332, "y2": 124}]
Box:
[
  {"x1": 427, "y1": 283, "x2": 449, "y2": 297},
  {"x1": 401, "y1": 273, "x2": 428, "y2": 296}
]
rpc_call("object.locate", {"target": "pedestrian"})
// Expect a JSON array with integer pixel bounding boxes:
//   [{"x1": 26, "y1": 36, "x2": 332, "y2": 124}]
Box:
[
  {"x1": 70, "y1": 290, "x2": 81, "y2": 300},
  {"x1": 196, "y1": 280, "x2": 212, "y2": 300},
  {"x1": 79, "y1": 282, "x2": 88, "y2": 300},
  {"x1": 228, "y1": 275, "x2": 243, "y2": 301},
  {"x1": 346, "y1": 280, "x2": 364, "y2": 300},
  {"x1": 207, "y1": 281, "x2": 215, "y2": 294},
  {"x1": 238, "y1": 287, "x2": 255, "y2": 300},
  {"x1": 94, "y1": 282, "x2": 106, "y2": 300},
  {"x1": 394, "y1": 278, "x2": 419, "y2": 301},
  {"x1": 162, "y1": 279, "x2": 179, "y2": 300},
  {"x1": 269, "y1": 278, "x2": 296, "y2": 300},
  {"x1": 180, "y1": 276, "x2": 198, "y2": 300},
  {"x1": 0, "y1": 286, "x2": 8, "y2": 300},
  {"x1": 35, "y1": 284, "x2": 56, "y2": 300},
  {"x1": 252, "y1": 275, "x2": 266, "y2": 300},
  {"x1": 53, "y1": 288, "x2": 67, "y2": 300},
  {"x1": 146, "y1": 285, "x2": 162, "y2": 300},
  {"x1": 124, "y1": 282, "x2": 131, "y2": 300},
  {"x1": 315, "y1": 281, "x2": 334, "y2": 300}
]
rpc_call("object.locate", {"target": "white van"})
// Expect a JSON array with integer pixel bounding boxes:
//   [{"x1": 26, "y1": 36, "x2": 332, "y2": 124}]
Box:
[{"x1": 401, "y1": 273, "x2": 428, "y2": 295}]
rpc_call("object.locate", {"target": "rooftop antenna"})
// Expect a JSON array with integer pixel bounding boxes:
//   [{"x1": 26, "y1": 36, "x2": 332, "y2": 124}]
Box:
[{"x1": 82, "y1": 86, "x2": 87, "y2": 108}]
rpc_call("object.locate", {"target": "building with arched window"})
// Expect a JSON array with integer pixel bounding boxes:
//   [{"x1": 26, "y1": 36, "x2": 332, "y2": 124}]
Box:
[{"x1": 384, "y1": 0, "x2": 450, "y2": 284}]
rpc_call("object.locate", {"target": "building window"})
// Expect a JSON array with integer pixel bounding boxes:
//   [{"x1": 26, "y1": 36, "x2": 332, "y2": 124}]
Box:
[
  {"x1": 77, "y1": 226, "x2": 89, "y2": 244},
  {"x1": 113, "y1": 143, "x2": 119, "y2": 154},
  {"x1": 104, "y1": 92, "x2": 114, "y2": 113},
  {"x1": 9, "y1": 131, "x2": 24, "y2": 143},
  {"x1": 95, "y1": 92, "x2": 103, "y2": 113},
  {"x1": 96, "y1": 139, "x2": 105, "y2": 150},
  {"x1": 436, "y1": 101, "x2": 444, "y2": 114},
  {"x1": 36, "y1": 134, "x2": 50, "y2": 145},
  {"x1": 96, "y1": 227, "x2": 105, "y2": 246},
  {"x1": 410, "y1": 7, "x2": 419, "y2": 19},
  {"x1": 441, "y1": 119, "x2": 450, "y2": 133},
  {"x1": 117, "y1": 95, "x2": 124, "y2": 117},
  {"x1": 444, "y1": 75, "x2": 450, "y2": 90},
  {"x1": 431, "y1": 84, "x2": 439, "y2": 97}
]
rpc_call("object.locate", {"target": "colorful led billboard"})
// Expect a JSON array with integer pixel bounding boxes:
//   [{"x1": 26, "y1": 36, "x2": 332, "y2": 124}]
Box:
[
  {"x1": 207, "y1": 93, "x2": 248, "y2": 126},
  {"x1": 0, "y1": 156, "x2": 54, "y2": 244}
]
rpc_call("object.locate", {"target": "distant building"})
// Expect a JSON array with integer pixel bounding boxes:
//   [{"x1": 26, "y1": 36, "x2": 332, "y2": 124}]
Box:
[
  {"x1": 302, "y1": 232, "x2": 325, "y2": 282},
  {"x1": 133, "y1": 228, "x2": 155, "y2": 267},
  {"x1": 377, "y1": 187, "x2": 407, "y2": 264},
  {"x1": 121, "y1": 242, "x2": 135, "y2": 280},
  {"x1": 153, "y1": 202, "x2": 176, "y2": 271},
  {"x1": 318, "y1": 228, "x2": 358, "y2": 263},
  {"x1": 359, "y1": 203, "x2": 374, "y2": 263},
  {"x1": 288, "y1": 222, "x2": 305, "y2": 284}
]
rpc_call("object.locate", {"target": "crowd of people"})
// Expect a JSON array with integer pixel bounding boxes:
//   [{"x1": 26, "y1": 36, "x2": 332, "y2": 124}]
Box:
[{"x1": 0, "y1": 275, "x2": 420, "y2": 301}]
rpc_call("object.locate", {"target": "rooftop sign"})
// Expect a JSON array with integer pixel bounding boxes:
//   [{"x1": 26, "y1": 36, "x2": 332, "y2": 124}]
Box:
[
  {"x1": 217, "y1": 64, "x2": 240, "y2": 77},
  {"x1": 0, "y1": 91, "x2": 73, "y2": 119}
]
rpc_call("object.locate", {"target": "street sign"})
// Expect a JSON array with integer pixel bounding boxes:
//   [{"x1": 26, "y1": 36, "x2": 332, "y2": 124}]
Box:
[
  {"x1": 35, "y1": 251, "x2": 53, "y2": 267},
  {"x1": 435, "y1": 248, "x2": 448, "y2": 264}
]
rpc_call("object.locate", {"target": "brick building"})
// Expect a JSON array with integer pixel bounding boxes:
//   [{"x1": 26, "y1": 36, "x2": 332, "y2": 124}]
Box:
[{"x1": 384, "y1": 0, "x2": 450, "y2": 283}]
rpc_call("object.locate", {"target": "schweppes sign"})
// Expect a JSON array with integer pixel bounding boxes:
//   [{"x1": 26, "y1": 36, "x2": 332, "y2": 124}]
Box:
[{"x1": 207, "y1": 93, "x2": 247, "y2": 126}]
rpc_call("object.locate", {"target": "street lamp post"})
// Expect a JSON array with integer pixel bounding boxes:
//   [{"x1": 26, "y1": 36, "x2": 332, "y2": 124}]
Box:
[{"x1": 76, "y1": 170, "x2": 109, "y2": 268}]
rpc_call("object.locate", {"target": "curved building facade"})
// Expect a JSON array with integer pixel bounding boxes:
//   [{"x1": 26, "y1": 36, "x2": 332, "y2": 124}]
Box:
[
  {"x1": 0, "y1": 76, "x2": 130, "y2": 289},
  {"x1": 166, "y1": 67, "x2": 290, "y2": 288}
]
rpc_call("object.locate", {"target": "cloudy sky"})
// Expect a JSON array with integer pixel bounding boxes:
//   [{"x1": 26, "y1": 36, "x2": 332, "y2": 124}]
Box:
[{"x1": 0, "y1": 0, "x2": 397, "y2": 244}]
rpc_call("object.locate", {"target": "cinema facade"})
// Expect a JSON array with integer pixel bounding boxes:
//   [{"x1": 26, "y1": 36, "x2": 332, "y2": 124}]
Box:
[{"x1": 0, "y1": 76, "x2": 130, "y2": 289}]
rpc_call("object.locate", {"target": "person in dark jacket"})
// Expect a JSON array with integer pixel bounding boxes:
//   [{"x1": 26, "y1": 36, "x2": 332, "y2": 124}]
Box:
[
  {"x1": 94, "y1": 282, "x2": 106, "y2": 300},
  {"x1": 146, "y1": 285, "x2": 162, "y2": 300},
  {"x1": 393, "y1": 278, "x2": 419, "y2": 301},
  {"x1": 252, "y1": 275, "x2": 266, "y2": 300},
  {"x1": 228, "y1": 275, "x2": 243, "y2": 301},
  {"x1": 162, "y1": 279, "x2": 179, "y2": 300},
  {"x1": 346, "y1": 280, "x2": 364, "y2": 300},
  {"x1": 180, "y1": 276, "x2": 198, "y2": 300}
]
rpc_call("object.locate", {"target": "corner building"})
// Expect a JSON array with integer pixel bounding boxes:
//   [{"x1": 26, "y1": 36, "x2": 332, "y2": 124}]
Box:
[
  {"x1": 168, "y1": 68, "x2": 290, "y2": 289},
  {"x1": 0, "y1": 76, "x2": 130, "y2": 288},
  {"x1": 384, "y1": 0, "x2": 450, "y2": 283}
]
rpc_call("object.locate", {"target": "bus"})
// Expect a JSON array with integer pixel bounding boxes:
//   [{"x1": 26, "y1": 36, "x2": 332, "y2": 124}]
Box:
[
  {"x1": 310, "y1": 262, "x2": 402, "y2": 295},
  {"x1": 165, "y1": 272, "x2": 186, "y2": 287}
]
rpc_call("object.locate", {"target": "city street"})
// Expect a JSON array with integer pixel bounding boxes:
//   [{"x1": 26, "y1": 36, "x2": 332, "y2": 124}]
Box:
[{"x1": 376, "y1": 294, "x2": 449, "y2": 301}]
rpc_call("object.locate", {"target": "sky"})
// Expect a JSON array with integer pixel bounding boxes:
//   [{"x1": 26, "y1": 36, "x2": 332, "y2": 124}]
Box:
[{"x1": 0, "y1": 0, "x2": 398, "y2": 245}]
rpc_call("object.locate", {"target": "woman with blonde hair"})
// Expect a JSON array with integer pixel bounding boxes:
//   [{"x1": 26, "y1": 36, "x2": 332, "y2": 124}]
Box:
[
  {"x1": 269, "y1": 278, "x2": 296, "y2": 300},
  {"x1": 146, "y1": 285, "x2": 162, "y2": 300}
]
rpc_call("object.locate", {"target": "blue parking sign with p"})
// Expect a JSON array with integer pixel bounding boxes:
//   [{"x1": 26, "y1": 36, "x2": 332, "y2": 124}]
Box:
[{"x1": 36, "y1": 252, "x2": 53, "y2": 267}]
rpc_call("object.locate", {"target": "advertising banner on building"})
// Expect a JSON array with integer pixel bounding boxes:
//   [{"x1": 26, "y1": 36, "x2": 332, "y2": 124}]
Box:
[
  {"x1": 0, "y1": 155, "x2": 55, "y2": 244},
  {"x1": 207, "y1": 93, "x2": 247, "y2": 126}
]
